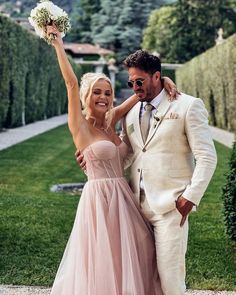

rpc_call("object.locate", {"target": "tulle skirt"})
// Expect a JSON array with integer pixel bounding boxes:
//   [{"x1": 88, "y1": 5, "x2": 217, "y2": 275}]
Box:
[{"x1": 50, "y1": 177, "x2": 163, "y2": 295}]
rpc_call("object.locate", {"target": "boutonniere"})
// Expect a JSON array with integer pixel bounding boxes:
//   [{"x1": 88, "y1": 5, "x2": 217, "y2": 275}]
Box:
[
  {"x1": 154, "y1": 114, "x2": 162, "y2": 122},
  {"x1": 153, "y1": 113, "x2": 163, "y2": 128}
]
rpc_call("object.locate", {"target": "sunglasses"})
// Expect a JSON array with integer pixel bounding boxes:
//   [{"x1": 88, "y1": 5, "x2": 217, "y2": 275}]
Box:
[{"x1": 127, "y1": 79, "x2": 145, "y2": 88}]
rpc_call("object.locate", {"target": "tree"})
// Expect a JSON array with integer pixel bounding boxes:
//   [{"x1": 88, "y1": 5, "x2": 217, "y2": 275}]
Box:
[
  {"x1": 171, "y1": 0, "x2": 224, "y2": 62},
  {"x1": 68, "y1": 0, "x2": 101, "y2": 42},
  {"x1": 142, "y1": 5, "x2": 176, "y2": 62},
  {"x1": 143, "y1": 0, "x2": 236, "y2": 63},
  {"x1": 91, "y1": 0, "x2": 165, "y2": 61},
  {"x1": 65, "y1": 1, "x2": 83, "y2": 42},
  {"x1": 91, "y1": 0, "x2": 122, "y2": 49},
  {"x1": 116, "y1": 0, "x2": 144, "y2": 61}
]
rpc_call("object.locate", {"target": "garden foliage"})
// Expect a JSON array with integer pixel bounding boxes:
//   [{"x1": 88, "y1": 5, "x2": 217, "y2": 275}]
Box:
[
  {"x1": 176, "y1": 34, "x2": 236, "y2": 131},
  {"x1": 222, "y1": 141, "x2": 236, "y2": 241},
  {"x1": 71, "y1": 0, "x2": 165, "y2": 62},
  {"x1": 0, "y1": 14, "x2": 82, "y2": 129},
  {"x1": 143, "y1": 0, "x2": 236, "y2": 63}
]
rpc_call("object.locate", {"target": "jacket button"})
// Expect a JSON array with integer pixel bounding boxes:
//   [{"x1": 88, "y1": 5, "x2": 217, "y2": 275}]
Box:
[
  {"x1": 138, "y1": 169, "x2": 140, "y2": 172},
  {"x1": 142, "y1": 148, "x2": 146, "y2": 152}
]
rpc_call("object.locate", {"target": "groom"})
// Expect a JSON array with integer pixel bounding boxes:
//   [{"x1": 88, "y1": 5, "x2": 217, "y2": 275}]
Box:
[{"x1": 121, "y1": 50, "x2": 217, "y2": 295}]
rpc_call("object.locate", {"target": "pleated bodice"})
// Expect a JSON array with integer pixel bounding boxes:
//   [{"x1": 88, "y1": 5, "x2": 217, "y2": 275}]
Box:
[{"x1": 83, "y1": 140, "x2": 128, "y2": 180}]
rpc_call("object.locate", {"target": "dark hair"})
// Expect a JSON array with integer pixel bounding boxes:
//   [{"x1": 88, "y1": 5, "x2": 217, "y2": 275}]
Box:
[{"x1": 124, "y1": 50, "x2": 161, "y2": 75}]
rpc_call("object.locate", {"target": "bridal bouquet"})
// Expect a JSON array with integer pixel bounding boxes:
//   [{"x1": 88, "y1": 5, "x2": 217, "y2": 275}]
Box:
[{"x1": 28, "y1": 0, "x2": 71, "y2": 45}]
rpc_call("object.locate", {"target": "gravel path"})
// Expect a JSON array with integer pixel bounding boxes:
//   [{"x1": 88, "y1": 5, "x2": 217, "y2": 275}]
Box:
[
  {"x1": 209, "y1": 126, "x2": 235, "y2": 148},
  {"x1": 0, "y1": 285, "x2": 236, "y2": 295},
  {"x1": 0, "y1": 115, "x2": 67, "y2": 151}
]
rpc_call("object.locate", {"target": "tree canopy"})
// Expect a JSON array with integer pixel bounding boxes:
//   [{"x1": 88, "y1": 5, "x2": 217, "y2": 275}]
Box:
[
  {"x1": 72, "y1": 0, "x2": 166, "y2": 61},
  {"x1": 143, "y1": 0, "x2": 236, "y2": 63}
]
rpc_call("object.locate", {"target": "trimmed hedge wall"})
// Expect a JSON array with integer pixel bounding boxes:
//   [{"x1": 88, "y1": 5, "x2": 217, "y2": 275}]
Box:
[
  {"x1": 222, "y1": 141, "x2": 236, "y2": 241},
  {"x1": 176, "y1": 34, "x2": 236, "y2": 132},
  {"x1": 0, "y1": 14, "x2": 82, "y2": 129}
]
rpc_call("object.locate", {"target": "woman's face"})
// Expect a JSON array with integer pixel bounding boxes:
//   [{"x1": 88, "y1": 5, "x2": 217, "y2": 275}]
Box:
[{"x1": 88, "y1": 79, "x2": 113, "y2": 116}]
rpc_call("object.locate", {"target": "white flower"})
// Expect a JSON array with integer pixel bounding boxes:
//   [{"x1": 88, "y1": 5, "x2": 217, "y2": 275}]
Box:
[{"x1": 28, "y1": 0, "x2": 71, "y2": 44}]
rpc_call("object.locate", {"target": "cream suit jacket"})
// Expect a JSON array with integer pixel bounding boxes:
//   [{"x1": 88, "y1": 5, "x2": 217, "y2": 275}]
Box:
[{"x1": 123, "y1": 91, "x2": 217, "y2": 215}]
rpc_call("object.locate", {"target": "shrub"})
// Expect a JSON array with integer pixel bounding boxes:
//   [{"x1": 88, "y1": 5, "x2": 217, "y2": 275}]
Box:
[
  {"x1": 0, "y1": 14, "x2": 82, "y2": 129},
  {"x1": 222, "y1": 141, "x2": 236, "y2": 241},
  {"x1": 176, "y1": 34, "x2": 236, "y2": 132}
]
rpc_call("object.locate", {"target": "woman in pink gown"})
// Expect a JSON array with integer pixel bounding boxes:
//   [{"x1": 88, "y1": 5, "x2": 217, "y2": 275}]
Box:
[{"x1": 47, "y1": 25, "x2": 176, "y2": 295}]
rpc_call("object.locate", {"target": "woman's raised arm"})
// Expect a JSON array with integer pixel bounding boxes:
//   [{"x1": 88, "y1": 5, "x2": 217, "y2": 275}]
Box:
[{"x1": 47, "y1": 25, "x2": 85, "y2": 140}]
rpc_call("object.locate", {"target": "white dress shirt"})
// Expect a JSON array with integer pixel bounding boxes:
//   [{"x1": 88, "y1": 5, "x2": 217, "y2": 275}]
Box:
[{"x1": 140, "y1": 88, "x2": 166, "y2": 124}]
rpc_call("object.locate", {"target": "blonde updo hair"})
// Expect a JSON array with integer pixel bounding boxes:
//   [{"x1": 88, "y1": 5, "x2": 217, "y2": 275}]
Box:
[{"x1": 80, "y1": 73, "x2": 114, "y2": 113}]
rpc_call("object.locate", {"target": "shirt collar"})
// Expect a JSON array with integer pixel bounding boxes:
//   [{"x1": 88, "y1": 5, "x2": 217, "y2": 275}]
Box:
[{"x1": 143, "y1": 88, "x2": 166, "y2": 110}]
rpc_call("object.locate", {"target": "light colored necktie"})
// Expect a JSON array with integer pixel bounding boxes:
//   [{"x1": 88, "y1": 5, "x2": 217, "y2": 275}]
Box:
[{"x1": 140, "y1": 103, "x2": 153, "y2": 143}]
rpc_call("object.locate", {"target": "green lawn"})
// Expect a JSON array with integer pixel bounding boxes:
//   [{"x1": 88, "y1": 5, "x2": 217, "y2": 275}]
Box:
[
  {"x1": 187, "y1": 142, "x2": 235, "y2": 290},
  {"x1": 0, "y1": 125, "x2": 235, "y2": 290},
  {"x1": 0, "y1": 125, "x2": 86, "y2": 286}
]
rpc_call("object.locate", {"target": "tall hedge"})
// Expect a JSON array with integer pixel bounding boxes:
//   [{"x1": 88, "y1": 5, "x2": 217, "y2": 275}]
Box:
[
  {"x1": 0, "y1": 14, "x2": 82, "y2": 129},
  {"x1": 222, "y1": 141, "x2": 236, "y2": 241},
  {"x1": 176, "y1": 34, "x2": 236, "y2": 132}
]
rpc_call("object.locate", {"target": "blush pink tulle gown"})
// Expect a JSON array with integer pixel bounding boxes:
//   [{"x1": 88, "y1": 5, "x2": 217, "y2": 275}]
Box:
[{"x1": 50, "y1": 140, "x2": 163, "y2": 295}]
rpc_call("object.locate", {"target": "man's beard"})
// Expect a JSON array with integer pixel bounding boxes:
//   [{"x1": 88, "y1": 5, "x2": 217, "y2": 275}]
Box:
[{"x1": 136, "y1": 89, "x2": 154, "y2": 102}]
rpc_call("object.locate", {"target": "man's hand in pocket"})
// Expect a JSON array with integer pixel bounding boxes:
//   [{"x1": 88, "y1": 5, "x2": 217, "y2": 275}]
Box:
[{"x1": 176, "y1": 196, "x2": 194, "y2": 227}]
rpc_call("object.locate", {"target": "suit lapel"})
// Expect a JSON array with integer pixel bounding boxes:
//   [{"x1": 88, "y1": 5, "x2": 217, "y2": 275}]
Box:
[{"x1": 145, "y1": 93, "x2": 171, "y2": 146}]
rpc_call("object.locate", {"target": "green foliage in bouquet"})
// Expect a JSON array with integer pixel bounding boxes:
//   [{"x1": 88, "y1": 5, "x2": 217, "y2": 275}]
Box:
[
  {"x1": 176, "y1": 34, "x2": 236, "y2": 132},
  {"x1": 222, "y1": 141, "x2": 236, "y2": 242},
  {"x1": 53, "y1": 16, "x2": 70, "y2": 33},
  {"x1": 0, "y1": 14, "x2": 82, "y2": 129},
  {"x1": 32, "y1": 8, "x2": 52, "y2": 26}
]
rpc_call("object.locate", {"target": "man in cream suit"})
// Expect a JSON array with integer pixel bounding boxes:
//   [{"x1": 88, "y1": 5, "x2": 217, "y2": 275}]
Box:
[{"x1": 122, "y1": 50, "x2": 217, "y2": 295}]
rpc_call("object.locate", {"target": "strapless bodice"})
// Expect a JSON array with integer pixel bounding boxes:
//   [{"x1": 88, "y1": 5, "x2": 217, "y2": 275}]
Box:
[{"x1": 82, "y1": 140, "x2": 128, "y2": 180}]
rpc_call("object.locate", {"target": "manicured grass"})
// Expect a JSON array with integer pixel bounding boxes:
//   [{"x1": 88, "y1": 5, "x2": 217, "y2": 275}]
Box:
[
  {"x1": 0, "y1": 125, "x2": 86, "y2": 286},
  {"x1": 0, "y1": 127, "x2": 235, "y2": 289},
  {"x1": 187, "y1": 142, "x2": 236, "y2": 290}
]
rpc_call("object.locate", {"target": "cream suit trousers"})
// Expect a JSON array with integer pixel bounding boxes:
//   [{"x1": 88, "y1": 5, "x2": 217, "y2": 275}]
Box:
[{"x1": 140, "y1": 190, "x2": 188, "y2": 295}]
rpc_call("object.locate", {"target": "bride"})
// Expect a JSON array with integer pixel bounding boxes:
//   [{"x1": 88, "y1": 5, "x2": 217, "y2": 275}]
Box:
[{"x1": 47, "y1": 24, "x2": 177, "y2": 295}]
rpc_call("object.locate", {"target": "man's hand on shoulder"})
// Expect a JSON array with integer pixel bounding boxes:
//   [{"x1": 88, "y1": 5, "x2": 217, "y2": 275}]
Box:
[
  {"x1": 75, "y1": 150, "x2": 87, "y2": 172},
  {"x1": 176, "y1": 196, "x2": 194, "y2": 227}
]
